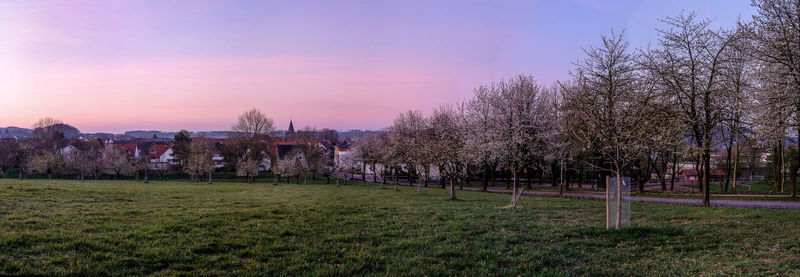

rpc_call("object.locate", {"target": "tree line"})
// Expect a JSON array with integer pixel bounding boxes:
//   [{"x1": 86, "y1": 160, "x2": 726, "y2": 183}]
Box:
[{"x1": 349, "y1": 1, "x2": 800, "y2": 207}]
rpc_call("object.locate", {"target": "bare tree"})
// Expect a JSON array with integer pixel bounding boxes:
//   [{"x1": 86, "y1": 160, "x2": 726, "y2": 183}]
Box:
[
  {"x1": 232, "y1": 109, "x2": 275, "y2": 179},
  {"x1": 233, "y1": 108, "x2": 275, "y2": 138},
  {"x1": 720, "y1": 30, "x2": 756, "y2": 193},
  {"x1": 744, "y1": 0, "x2": 800, "y2": 197},
  {"x1": 641, "y1": 13, "x2": 733, "y2": 206},
  {"x1": 563, "y1": 31, "x2": 656, "y2": 229}
]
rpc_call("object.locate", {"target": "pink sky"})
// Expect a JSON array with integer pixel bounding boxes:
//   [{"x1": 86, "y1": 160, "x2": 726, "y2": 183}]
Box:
[{"x1": 0, "y1": 1, "x2": 753, "y2": 133}]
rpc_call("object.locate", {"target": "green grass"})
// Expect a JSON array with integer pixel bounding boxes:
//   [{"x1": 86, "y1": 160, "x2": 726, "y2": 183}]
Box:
[
  {"x1": 682, "y1": 181, "x2": 793, "y2": 195},
  {"x1": 1, "y1": 179, "x2": 799, "y2": 276}
]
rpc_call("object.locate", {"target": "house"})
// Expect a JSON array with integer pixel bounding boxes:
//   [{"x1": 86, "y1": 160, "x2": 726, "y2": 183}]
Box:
[
  {"x1": 59, "y1": 145, "x2": 78, "y2": 157},
  {"x1": 146, "y1": 144, "x2": 176, "y2": 170},
  {"x1": 113, "y1": 143, "x2": 139, "y2": 160},
  {"x1": 334, "y1": 141, "x2": 352, "y2": 166},
  {"x1": 680, "y1": 168, "x2": 725, "y2": 183},
  {"x1": 276, "y1": 141, "x2": 295, "y2": 160}
]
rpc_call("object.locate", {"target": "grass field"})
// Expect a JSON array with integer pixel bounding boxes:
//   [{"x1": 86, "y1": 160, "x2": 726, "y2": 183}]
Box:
[{"x1": 1, "y1": 179, "x2": 799, "y2": 276}]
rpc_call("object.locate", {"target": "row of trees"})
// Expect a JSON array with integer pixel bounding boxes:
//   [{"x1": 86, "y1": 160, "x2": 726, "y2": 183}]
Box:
[
  {"x1": 0, "y1": 118, "x2": 157, "y2": 181},
  {"x1": 351, "y1": 2, "x2": 800, "y2": 207},
  {"x1": 0, "y1": 108, "x2": 341, "y2": 184}
]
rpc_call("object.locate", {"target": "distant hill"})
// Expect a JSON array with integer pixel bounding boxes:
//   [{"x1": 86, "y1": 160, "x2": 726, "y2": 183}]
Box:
[
  {"x1": 125, "y1": 130, "x2": 230, "y2": 139},
  {"x1": 27, "y1": 123, "x2": 81, "y2": 139},
  {"x1": 0, "y1": 126, "x2": 32, "y2": 138},
  {"x1": 47, "y1": 123, "x2": 81, "y2": 138}
]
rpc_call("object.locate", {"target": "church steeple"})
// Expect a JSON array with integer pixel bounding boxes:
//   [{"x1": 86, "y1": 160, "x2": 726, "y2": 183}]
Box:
[{"x1": 287, "y1": 119, "x2": 295, "y2": 139}]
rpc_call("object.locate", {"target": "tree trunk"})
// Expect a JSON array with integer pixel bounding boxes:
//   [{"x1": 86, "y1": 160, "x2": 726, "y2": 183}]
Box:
[
  {"x1": 505, "y1": 168, "x2": 511, "y2": 189},
  {"x1": 670, "y1": 153, "x2": 678, "y2": 191},
  {"x1": 615, "y1": 171, "x2": 622, "y2": 230},
  {"x1": 702, "y1": 148, "x2": 711, "y2": 207},
  {"x1": 526, "y1": 168, "x2": 532, "y2": 189},
  {"x1": 791, "y1": 165, "x2": 797, "y2": 198},
  {"x1": 393, "y1": 169, "x2": 398, "y2": 191},
  {"x1": 605, "y1": 175, "x2": 610, "y2": 229},
  {"x1": 660, "y1": 154, "x2": 668, "y2": 192},
  {"x1": 481, "y1": 167, "x2": 488, "y2": 192},
  {"x1": 724, "y1": 137, "x2": 733, "y2": 192},
  {"x1": 491, "y1": 166, "x2": 496, "y2": 186},
  {"x1": 144, "y1": 173, "x2": 149, "y2": 183},
  {"x1": 450, "y1": 176, "x2": 456, "y2": 199},
  {"x1": 208, "y1": 172, "x2": 212, "y2": 184},
  {"x1": 511, "y1": 170, "x2": 517, "y2": 208},
  {"x1": 781, "y1": 143, "x2": 786, "y2": 192}
]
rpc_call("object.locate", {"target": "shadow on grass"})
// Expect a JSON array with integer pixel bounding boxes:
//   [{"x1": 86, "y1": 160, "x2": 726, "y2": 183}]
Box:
[{"x1": 568, "y1": 225, "x2": 688, "y2": 245}]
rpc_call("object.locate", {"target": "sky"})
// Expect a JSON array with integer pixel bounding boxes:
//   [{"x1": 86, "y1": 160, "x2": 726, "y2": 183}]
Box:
[{"x1": 0, "y1": 0, "x2": 755, "y2": 133}]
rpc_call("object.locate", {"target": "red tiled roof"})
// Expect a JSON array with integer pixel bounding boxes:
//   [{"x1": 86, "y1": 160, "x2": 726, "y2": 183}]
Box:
[
  {"x1": 114, "y1": 143, "x2": 138, "y2": 156},
  {"x1": 682, "y1": 168, "x2": 725, "y2": 176},
  {"x1": 148, "y1": 144, "x2": 172, "y2": 158}
]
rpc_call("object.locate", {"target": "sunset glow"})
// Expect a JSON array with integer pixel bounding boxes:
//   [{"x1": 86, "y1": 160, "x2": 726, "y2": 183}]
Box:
[{"x1": 1, "y1": 0, "x2": 753, "y2": 133}]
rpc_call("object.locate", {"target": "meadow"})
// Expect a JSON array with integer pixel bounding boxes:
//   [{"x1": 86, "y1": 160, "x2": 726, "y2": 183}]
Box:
[{"x1": 1, "y1": 178, "x2": 799, "y2": 276}]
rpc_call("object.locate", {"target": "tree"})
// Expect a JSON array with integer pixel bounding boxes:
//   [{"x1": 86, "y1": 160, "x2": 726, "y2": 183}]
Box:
[
  {"x1": 491, "y1": 75, "x2": 547, "y2": 208},
  {"x1": 102, "y1": 146, "x2": 134, "y2": 179},
  {"x1": 744, "y1": 0, "x2": 800, "y2": 197},
  {"x1": 563, "y1": 31, "x2": 657, "y2": 229},
  {"x1": 84, "y1": 140, "x2": 105, "y2": 180},
  {"x1": 720, "y1": 30, "x2": 756, "y2": 193},
  {"x1": 233, "y1": 108, "x2": 275, "y2": 138},
  {"x1": 642, "y1": 12, "x2": 733, "y2": 206},
  {"x1": 295, "y1": 127, "x2": 330, "y2": 181},
  {"x1": 388, "y1": 110, "x2": 428, "y2": 193},
  {"x1": 31, "y1": 117, "x2": 65, "y2": 152},
  {"x1": 236, "y1": 159, "x2": 260, "y2": 183},
  {"x1": 0, "y1": 139, "x2": 20, "y2": 178},
  {"x1": 185, "y1": 140, "x2": 215, "y2": 183},
  {"x1": 375, "y1": 131, "x2": 401, "y2": 190},
  {"x1": 171, "y1": 130, "x2": 192, "y2": 171},
  {"x1": 31, "y1": 151, "x2": 62, "y2": 179},
  {"x1": 133, "y1": 154, "x2": 152, "y2": 183},
  {"x1": 464, "y1": 85, "x2": 501, "y2": 191},
  {"x1": 429, "y1": 104, "x2": 466, "y2": 199},
  {"x1": 352, "y1": 134, "x2": 384, "y2": 184},
  {"x1": 231, "y1": 109, "x2": 275, "y2": 178},
  {"x1": 63, "y1": 148, "x2": 92, "y2": 181}
]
